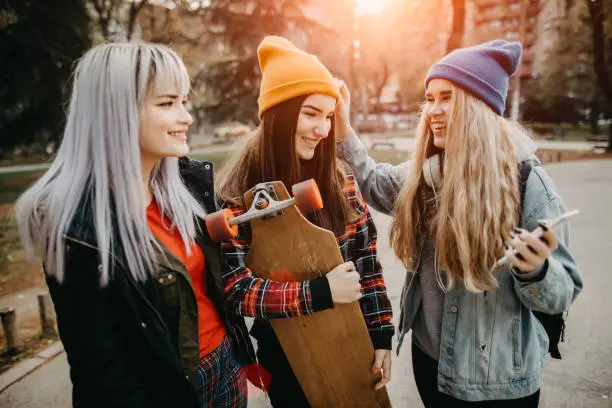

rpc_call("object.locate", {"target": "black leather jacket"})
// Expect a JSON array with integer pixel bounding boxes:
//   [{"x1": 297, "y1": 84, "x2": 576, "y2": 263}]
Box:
[{"x1": 46, "y1": 158, "x2": 254, "y2": 408}]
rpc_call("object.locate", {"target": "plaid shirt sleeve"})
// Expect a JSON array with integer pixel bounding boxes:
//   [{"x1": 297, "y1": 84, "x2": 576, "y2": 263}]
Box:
[
  {"x1": 220, "y1": 202, "x2": 333, "y2": 319},
  {"x1": 339, "y1": 174, "x2": 395, "y2": 350}
]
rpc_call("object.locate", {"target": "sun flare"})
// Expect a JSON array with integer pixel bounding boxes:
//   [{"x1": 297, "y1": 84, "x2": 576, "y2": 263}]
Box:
[{"x1": 355, "y1": 0, "x2": 389, "y2": 16}]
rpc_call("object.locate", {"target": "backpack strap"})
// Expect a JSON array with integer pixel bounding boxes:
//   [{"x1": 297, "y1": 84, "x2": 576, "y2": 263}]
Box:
[{"x1": 518, "y1": 159, "x2": 539, "y2": 227}]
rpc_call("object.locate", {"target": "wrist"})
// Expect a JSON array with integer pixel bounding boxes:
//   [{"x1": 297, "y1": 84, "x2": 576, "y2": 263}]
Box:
[
  {"x1": 336, "y1": 121, "x2": 353, "y2": 142},
  {"x1": 513, "y1": 260, "x2": 548, "y2": 282}
]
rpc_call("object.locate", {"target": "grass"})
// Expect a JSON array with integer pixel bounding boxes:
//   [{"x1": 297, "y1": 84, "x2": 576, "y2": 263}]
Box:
[
  {"x1": 0, "y1": 217, "x2": 20, "y2": 269},
  {"x1": 524, "y1": 123, "x2": 607, "y2": 142},
  {"x1": 0, "y1": 153, "x2": 233, "y2": 206},
  {"x1": 0, "y1": 149, "x2": 410, "y2": 204},
  {"x1": 0, "y1": 171, "x2": 46, "y2": 205},
  {"x1": 538, "y1": 127, "x2": 602, "y2": 142}
]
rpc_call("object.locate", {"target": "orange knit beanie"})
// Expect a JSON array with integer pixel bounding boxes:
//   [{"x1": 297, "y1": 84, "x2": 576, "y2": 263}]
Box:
[{"x1": 257, "y1": 36, "x2": 340, "y2": 119}]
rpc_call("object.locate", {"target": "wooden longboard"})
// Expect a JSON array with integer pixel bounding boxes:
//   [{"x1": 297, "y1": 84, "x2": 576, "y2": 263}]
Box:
[{"x1": 244, "y1": 181, "x2": 391, "y2": 408}]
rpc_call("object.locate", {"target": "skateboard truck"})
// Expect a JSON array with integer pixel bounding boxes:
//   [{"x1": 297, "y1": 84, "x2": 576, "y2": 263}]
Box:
[
  {"x1": 235, "y1": 185, "x2": 294, "y2": 222},
  {"x1": 206, "y1": 179, "x2": 324, "y2": 242}
]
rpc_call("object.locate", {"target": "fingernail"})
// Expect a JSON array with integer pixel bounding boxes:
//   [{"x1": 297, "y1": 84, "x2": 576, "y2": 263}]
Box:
[
  {"x1": 504, "y1": 243, "x2": 510, "y2": 250},
  {"x1": 513, "y1": 227, "x2": 523, "y2": 235},
  {"x1": 527, "y1": 245, "x2": 537, "y2": 254},
  {"x1": 509, "y1": 232, "x2": 516, "y2": 240},
  {"x1": 540, "y1": 236, "x2": 549, "y2": 246},
  {"x1": 516, "y1": 253, "x2": 525, "y2": 262},
  {"x1": 538, "y1": 221, "x2": 549, "y2": 232}
]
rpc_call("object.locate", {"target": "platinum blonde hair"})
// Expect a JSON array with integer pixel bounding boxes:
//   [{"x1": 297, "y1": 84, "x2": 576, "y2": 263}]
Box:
[
  {"x1": 15, "y1": 43, "x2": 207, "y2": 285},
  {"x1": 390, "y1": 84, "x2": 524, "y2": 293}
]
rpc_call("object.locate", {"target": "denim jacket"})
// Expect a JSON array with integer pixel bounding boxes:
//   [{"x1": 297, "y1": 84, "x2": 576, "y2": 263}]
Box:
[{"x1": 337, "y1": 132, "x2": 583, "y2": 401}]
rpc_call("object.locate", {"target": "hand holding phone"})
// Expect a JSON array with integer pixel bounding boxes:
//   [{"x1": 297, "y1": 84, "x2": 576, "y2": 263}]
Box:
[{"x1": 496, "y1": 209, "x2": 579, "y2": 268}]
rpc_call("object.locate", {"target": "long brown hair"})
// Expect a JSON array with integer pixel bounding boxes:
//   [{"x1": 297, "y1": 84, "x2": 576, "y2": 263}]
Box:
[
  {"x1": 217, "y1": 95, "x2": 355, "y2": 236},
  {"x1": 390, "y1": 85, "x2": 521, "y2": 293}
]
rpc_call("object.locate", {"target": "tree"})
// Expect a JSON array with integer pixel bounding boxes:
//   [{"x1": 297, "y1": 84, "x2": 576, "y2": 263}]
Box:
[
  {"x1": 88, "y1": 0, "x2": 150, "y2": 41},
  {"x1": 0, "y1": 0, "x2": 92, "y2": 152},
  {"x1": 138, "y1": 0, "x2": 326, "y2": 125},
  {"x1": 365, "y1": 55, "x2": 390, "y2": 112},
  {"x1": 390, "y1": 0, "x2": 449, "y2": 112},
  {"x1": 447, "y1": 0, "x2": 466, "y2": 52},
  {"x1": 196, "y1": 0, "x2": 325, "y2": 124},
  {"x1": 585, "y1": 0, "x2": 612, "y2": 151},
  {"x1": 352, "y1": 9, "x2": 397, "y2": 114},
  {"x1": 522, "y1": 0, "x2": 612, "y2": 137}
]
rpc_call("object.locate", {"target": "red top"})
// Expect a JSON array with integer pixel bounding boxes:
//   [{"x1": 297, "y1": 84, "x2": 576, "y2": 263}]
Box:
[{"x1": 147, "y1": 201, "x2": 226, "y2": 357}]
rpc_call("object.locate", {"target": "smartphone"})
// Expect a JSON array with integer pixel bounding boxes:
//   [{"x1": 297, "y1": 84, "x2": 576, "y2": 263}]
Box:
[{"x1": 496, "y1": 209, "x2": 580, "y2": 267}]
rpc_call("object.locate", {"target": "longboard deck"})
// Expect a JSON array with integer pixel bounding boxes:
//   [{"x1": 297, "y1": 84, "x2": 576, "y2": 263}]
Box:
[{"x1": 244, "y1": 181, "x2": 391, "y2": 408}]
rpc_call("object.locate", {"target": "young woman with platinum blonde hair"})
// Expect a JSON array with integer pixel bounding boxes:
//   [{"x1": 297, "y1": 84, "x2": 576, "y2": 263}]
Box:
[
  {"x1": 335, "y1": 40, "x2": 582, "y2": 406},
  {"x1": 15, "y1": 43, "x2": 254, "y2": 408}
]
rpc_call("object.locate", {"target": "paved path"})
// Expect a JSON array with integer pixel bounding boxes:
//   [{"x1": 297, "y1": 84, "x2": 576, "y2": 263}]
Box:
[{"x1": 1, "y1": 159, "x2": 611, "y2": 407}]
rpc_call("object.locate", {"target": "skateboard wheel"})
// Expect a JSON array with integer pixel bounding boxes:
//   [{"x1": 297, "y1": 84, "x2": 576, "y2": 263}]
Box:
[
  {"x1": 292, "y1": 179, "x2": 323, "y2": 214},
  {"x1": 255, "y1": 197, "x2": 269, "y2": 210},
  {"x1": 206, "y1": 209, "x2": 239, "y2": 241}
]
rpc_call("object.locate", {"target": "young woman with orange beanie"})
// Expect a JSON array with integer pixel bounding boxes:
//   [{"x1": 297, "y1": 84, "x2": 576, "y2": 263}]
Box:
[
  {"x1": 334, "y1": 40, "x2": 582, "y2": 406},
  {"x1": 216, "y1": 36, "x2": 395, "y2": 407}
]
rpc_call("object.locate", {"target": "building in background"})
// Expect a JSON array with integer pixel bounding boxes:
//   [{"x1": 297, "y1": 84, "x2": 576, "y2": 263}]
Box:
[{"x1": 464, "y1": 0, "x2": 571, "y2": 118}]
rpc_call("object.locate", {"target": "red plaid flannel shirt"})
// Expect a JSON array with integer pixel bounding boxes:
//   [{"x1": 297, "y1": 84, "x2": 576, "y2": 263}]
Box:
[{"x1": 220, "y1": 174, "x2": 394, "y2": 348}]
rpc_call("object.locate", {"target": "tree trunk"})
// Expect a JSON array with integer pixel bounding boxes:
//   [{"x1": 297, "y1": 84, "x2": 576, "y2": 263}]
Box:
[
  {"x1": 608, "y1": 120, "x2": 612, "y2": 153},
  {"x1": 373, "y1": 61, "x2": 390, "y2": 113},
  {"x1": 126, "y1": 1, "x2": 147, "y2": 41},
  {"x1": 586, "y1": 0, "x2": 612, "y2": 151},
  {"x1": 590, "y1": 97, "x2": 600, "y2": 135},
  {"x1": 446, "y1": 0, "x2": 466, "y2": 53}
]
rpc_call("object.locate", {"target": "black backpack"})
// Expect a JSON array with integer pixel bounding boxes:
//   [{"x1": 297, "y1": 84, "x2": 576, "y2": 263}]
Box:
[{"x1": 518, "y1": 160, "x2": 565, "y2": 359}]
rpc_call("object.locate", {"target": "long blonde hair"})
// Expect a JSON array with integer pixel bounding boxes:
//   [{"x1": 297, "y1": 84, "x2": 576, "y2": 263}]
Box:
[{"x1": 390, "y1": 84, "x2": 523, "y2": 293}]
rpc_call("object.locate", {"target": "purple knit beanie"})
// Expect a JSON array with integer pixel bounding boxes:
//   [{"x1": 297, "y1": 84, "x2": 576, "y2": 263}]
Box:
[{"x1": 424, "y1": 40, "x2": 522, "y2": 115}]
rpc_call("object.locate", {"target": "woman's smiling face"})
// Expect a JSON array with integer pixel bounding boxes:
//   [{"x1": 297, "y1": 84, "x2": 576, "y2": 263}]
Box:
[
  {"x1": 294, "y1": 93, "x2": 337, "y2": 160},
  {"x1": 424, "y1": 78, "x2": 453, "y2": 149}
]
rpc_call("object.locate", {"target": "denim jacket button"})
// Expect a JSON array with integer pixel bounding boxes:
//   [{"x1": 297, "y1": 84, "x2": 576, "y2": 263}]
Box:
[
  {"x1": 141, "y1": 322, "x2": 147, "y2": 329},
  {"x1": 450, "y1": 306, "x2": 458, "y2": 313},
  {"x1": 167, "y1": 274, "x2": 173, "y2": 280},
  {"x1": 158, "y1": 278, "x2": 164, "y2": 284}
]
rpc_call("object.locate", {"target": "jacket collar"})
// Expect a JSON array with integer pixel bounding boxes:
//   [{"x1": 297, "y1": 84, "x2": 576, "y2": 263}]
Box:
[{"x1": 179, "y1": 157, "x2": 216, "y2": 214}]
